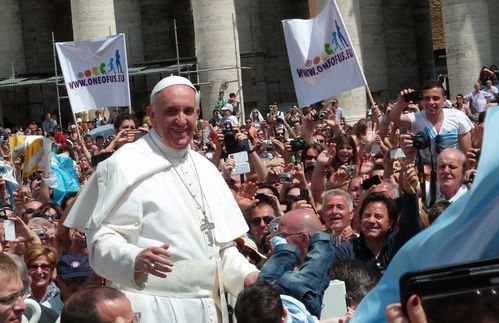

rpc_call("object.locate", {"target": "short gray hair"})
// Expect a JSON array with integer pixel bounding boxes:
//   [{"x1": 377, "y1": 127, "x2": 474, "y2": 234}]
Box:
[
  {"x1": 438, "y1": 148, "x2": 466, "y2": 167},
  {"x1": 322, "y1": 189, "x2": 354, "y2": 212}
]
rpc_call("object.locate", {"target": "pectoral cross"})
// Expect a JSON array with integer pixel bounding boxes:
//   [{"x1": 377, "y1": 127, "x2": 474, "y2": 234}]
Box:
[{"x1": 200, "y1": 214, "x2": 215, "y2": 247}]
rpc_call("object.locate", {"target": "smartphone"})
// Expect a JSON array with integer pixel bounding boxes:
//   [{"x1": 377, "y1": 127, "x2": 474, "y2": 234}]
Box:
[
  {"x1": 404, "y1": 91, "x2": 422, "y2": 102},
  {"x1": 299, "y1": 188, "x2": 310, "y2": 203},
  {"x1": 390, "y1": 148, "x2": 406, "y2": 159},
  {"x1": 231, "y1": 162, "x2": 250, "y2": 176},
  {"x1": 400, "y1": 257, "x2": 499, "y2": 322},
  {"x1": 229, "y1": 151, "x2": 249, "y2": 163},
  {"x1": 4, "y1": 220, "x2": 16, "y2": 241},
  {"x1": 362, "y1": 175, "x2": 382, "y2": 190}
]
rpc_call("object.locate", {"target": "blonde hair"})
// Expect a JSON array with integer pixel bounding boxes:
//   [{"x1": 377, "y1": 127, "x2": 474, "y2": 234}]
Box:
[{"x1": 24, "y1": 244, "x2": 59, "y2": 268}]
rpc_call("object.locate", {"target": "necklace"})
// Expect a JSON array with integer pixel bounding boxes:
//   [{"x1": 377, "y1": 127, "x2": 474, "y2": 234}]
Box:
[{"x1": 150, "y1": 136, "x2": 216, "y2": 246}]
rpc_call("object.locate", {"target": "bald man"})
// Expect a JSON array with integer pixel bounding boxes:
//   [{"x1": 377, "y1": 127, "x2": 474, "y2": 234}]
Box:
[{"x1": 258, "y1": 209, "x2": 335, "y2": 318}]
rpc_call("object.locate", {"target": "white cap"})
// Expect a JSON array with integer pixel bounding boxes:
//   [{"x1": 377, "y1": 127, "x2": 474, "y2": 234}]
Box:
[
  {"x1": 222, "y1": 103, "x2": 233, "y2": 112},
  {"x1": 76, "y1": 118, "x2": 82, "y2": 123},
  {"x1": 150, "y1": 75, "x2": 197, "y2": 102}
]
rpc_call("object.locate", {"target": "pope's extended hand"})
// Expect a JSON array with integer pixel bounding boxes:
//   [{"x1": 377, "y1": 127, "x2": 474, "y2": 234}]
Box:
[{"x1": 134, "y1": 243, "x2": 173, "y2": 278}]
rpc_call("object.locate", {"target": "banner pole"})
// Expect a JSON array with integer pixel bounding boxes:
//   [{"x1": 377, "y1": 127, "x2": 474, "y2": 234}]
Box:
[
  {"x1": 52, "y1": 32, "x2": 63, "y2": 129},
  {"x1": 174, "y1": 19, "x2": 181, "y2": 75},
  {"x1": 365, "y1": 84, "x2": 376, "y2": 116}
]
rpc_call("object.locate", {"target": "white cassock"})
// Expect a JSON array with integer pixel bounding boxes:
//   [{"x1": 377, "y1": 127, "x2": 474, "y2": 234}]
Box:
[{"x1": 65, "y1": 129, "x2": 257, "y2": 323}]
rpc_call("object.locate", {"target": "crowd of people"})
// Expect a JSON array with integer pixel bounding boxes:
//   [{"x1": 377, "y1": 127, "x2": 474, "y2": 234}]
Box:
[{"x1": 0, "y1": 70, "x2": 493, "y2": 323}]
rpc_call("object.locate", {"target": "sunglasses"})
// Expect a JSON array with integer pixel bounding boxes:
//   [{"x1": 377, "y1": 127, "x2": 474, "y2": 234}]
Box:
[
  {"x1": 37, "y1": 213, "x2": 60, "y2": 221},
  {"x1": 434, "y1": 134, "x2": 443, "y2": 154},
  {"x1": 250, "y1": 216, "x2": 274, "y2": 227},
  {"x1": 22, "y1": 208, "x2": 36, "y2": 216},
  {"x1": 303, "y1": 155, "x2": 317, "y2": 161},
  {"x1": 28, "y1": 263, "x2": 51, "y2": 271}
]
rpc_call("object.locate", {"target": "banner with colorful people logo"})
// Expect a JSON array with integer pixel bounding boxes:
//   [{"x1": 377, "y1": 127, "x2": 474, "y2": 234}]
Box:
[
  {"x1": 56, "y1": 34, "x2": 130, "y2": 113},
  {"x1": 282, "y1": 0, "x2": 367, "y2": 107}
]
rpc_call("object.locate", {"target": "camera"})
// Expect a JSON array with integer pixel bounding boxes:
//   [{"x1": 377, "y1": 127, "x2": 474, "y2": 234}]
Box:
[
  {"x1": 262, "y1": 140, "x2": 273, "y2": 149},
  {"x1": 412, "y1": 132, "x2": 431, "y2": 150},
  {"x1": 222, "y1": 121, "x2": 238, "y2": 154},
  {"x1": 32, "y1": 228, "x2": 46, "y2": 240},
  {"x1": 314, "y1": 112, "x2": 326, "y2": 121},
  {"x1": 290, "y1": 137, "x2": 306, "y2": 152},
  {"x1": 268, "y1": 218, "x2": 281, "y2": 238},
  {"x1": 346, "y1": 165, "x2": 356, "y2": 175},
  {"x1": 278, "y1": 173, "x2": 294, "y2": 183}
]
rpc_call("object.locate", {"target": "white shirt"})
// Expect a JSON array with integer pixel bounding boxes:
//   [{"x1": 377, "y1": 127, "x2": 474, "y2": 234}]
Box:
[{"x1": 408, "y1": 108, "x2": 472, "y2": 164}]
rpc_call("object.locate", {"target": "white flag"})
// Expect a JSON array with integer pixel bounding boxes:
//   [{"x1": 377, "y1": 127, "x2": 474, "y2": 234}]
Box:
[
  {"x1": 56, "y1": 34, "x2": 131, "y2": 113},
  {"x1": 282, "y1": 0, "x2": 367, "y2": 107}
]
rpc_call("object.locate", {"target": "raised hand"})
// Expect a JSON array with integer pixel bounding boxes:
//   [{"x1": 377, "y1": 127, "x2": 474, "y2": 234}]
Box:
[{"x1": 317, "y1": 143, "x2": 336, "y2": 167}]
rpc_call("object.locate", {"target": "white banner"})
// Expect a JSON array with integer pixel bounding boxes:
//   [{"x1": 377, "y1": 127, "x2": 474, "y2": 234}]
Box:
[
  {"x1": 56, "y1": 34, "x2": 131, "y2": 113},
  {"x1": 282, "y1": 0, "x2": 367, "y2": 107}
]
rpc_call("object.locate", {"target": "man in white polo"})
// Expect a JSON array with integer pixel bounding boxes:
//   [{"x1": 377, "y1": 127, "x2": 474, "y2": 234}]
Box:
[{"x1": 65, "y1": 76, "x2": 258, "y2": 322}]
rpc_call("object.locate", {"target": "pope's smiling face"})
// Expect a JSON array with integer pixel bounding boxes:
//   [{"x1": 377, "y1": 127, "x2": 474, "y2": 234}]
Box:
[{"x1": 150, "y1": 85, "x2": 200, "y2": 150}]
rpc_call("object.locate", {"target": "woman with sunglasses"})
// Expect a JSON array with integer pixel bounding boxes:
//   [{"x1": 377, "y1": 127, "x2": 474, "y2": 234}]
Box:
[
  {"x1": 32, "y1": 202, "x2": 62, "y2": 225},
  {"x1": 24, "y1": 244, "x2": 63, "y2": 314}
]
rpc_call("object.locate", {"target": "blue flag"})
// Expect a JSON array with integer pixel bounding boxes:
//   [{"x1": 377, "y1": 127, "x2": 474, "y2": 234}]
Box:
[
  {"x1": 351, "y1": 107, "x2": 499, "y2": 322},
  {"x1": 50, "y1": 154, "x2": 80, "y2": 206}
]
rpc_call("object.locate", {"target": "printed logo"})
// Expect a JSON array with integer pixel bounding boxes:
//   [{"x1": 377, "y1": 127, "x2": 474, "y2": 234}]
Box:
[
  {"x1": 70, "y1": 261, "x2": 81, "y2": 268},
  {"x1": 296, "y1": 20, "x2": 355, "y2": 78},
  {"x1": 67, "y1": 49, "x2": 126, "y2": 89}
]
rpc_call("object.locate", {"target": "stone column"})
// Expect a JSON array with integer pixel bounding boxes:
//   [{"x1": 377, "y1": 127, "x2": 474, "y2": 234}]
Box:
[
  {"x1": 383, "y1": 0, "x2": 419, "y2": 98},
  {"x1": 442, "y1": 0, "x2": 492, "y2": 97},
  {"x1": 139, "y1": 0, "x2": 175, "y2": 61},
  {"x1": 19, "y1": 0, "x2": 54, "y2": 74},
  {"x1": 234, "y1": 0, "x2": 267, "y2": 114},
  {"x1": 191, "y1": 0, "x2": 242, "y2": 119},
  {"x1": 359, "y1": 0, "x2": 388, "y2": 102},
  {"x1": 0, "y1": 0, "x2": 26, "y2": 77},
  {"x1": 311, "y1": 0, "x2": 367, "y2": 122},
  {"x1": 70, "y1": 0, "x2": 117, "y2": 40},
  {"x1": 0, "y1": 0, "x2": 26, "y2": 127},
  {"x1": 487, "y1": 0, "x2": 499, "y2": 67},
  {"x1": 414, "y1": 0, "x2": 436, "y2": 86},
  {"x1": 114, "y1": 0, "x2": 144, "y2": 64}
]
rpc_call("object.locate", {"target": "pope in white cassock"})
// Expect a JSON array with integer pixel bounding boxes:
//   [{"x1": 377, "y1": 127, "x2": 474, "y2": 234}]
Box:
[{"x1": 64, "y1": 76, "x2": 259, "y2": 322}]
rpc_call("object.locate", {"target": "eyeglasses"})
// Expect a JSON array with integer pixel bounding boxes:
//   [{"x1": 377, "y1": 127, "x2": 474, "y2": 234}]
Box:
[
  {"x1": 250, "y1": 216, "x2": 274, "y2": 227},
  {"x1": 28, "y1": 263, "x2": 51, "y2": 272},
  {"x1": 0, "y1": 288, "x2": 29, "y2": 306},
  {"x1": 434, "y1": 134, "x2": 443, "y2": 154}
]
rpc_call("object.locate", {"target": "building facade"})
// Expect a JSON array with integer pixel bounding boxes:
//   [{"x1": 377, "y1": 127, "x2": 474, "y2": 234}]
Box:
[{"x1": 0, "y1": 0, "x2": 498, "y2": 127}]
